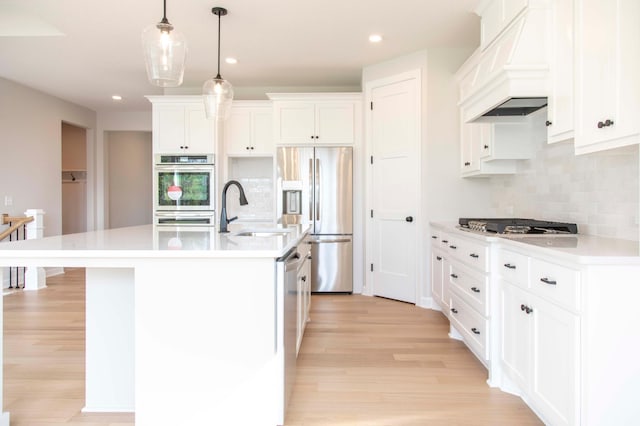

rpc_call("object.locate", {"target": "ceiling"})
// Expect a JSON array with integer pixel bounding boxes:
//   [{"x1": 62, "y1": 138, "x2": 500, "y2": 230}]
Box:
[{"x1": 0, "y1": 0, "x2": 480, "y2": 112}]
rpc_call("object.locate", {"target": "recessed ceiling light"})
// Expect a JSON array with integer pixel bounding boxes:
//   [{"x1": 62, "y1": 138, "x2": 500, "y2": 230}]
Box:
[
  {"x1": 225, "y1": 57, "x2": 237, "y2": 64},
  {"x1": 369, "y1": 34, "x2": 383, "y2": 43},
  {"x1": 111, "y1": 95, "x2": 123, "y2": 101}
]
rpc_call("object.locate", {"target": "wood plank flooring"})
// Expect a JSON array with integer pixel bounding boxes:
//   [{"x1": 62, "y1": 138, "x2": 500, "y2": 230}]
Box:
[{"x1": 3, "y1": 268, "x2": 541, "y2": 425}]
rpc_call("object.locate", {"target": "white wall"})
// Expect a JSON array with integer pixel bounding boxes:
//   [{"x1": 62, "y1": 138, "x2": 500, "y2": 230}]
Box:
[{"x1": 0, "y1": 77, "x2": 96, "y2": 237}]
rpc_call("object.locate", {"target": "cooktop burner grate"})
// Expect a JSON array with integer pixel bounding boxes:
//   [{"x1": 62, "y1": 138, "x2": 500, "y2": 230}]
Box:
[{"x1": 458, "y1": 218, "x2": 578, "y2": 234}]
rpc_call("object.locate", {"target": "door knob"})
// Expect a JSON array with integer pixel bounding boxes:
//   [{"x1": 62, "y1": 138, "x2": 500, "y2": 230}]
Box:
[{"x1": 406, "y1": 216, "x2": 413, "y2": 222}]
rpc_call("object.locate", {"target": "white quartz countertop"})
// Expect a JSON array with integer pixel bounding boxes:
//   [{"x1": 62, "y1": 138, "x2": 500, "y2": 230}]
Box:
[
  {"x1": 431, "y1": 221, "x2": 640, "y2": 265},
  {"x1": 0, "y1": 223, "x2": 310, "y2": 266}
]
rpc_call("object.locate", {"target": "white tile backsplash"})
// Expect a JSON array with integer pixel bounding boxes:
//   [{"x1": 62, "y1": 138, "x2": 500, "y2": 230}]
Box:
[
  {"x1": 226, "y1": 157, "x2": 275, "y2": 222},
  {"x1": 490, "y1": 139, "x2": 639, "y2": 241}
]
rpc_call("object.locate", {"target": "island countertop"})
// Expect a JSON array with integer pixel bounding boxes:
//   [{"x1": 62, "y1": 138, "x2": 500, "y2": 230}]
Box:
[{"x1": 0, "y1": 223, "x2": 310, "y2": 265}]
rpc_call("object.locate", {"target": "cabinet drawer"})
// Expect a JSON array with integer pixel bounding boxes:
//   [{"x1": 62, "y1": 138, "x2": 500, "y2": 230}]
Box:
[
  {"x1": 530, "y1": 258, "x2": 581, "y2": 311},
  {"x1": 497, "y1": 248, "x2": 530, "y2": 288},
  {"x1": 450, "y1": 292, "x2": 489, "y2": 361},
  {"x1": 449, "y1": 262, "x2": 489, "y2": 316},
  {"x1": 447, "y1": 236, "x2": 490, "y2": 272}
]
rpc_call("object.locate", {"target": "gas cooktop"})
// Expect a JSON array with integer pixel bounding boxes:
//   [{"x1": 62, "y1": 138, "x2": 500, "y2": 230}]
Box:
[{"x1": 458, "y1": 218, "x2": 578, "y2": 234}]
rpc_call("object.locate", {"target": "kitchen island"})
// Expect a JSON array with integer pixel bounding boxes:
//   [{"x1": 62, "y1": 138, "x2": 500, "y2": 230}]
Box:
[{"x1": 0, "y1": 224, "x2": 309, "y2": 426}]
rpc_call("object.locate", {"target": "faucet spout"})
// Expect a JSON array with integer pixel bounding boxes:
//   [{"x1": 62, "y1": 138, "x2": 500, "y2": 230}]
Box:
[{"x1": 219, "y1": 180, "x2": 249, "y2": 233}]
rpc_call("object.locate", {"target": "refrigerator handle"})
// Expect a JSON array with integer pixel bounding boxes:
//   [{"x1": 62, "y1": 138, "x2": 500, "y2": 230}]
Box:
[
  {"x1": 308, "y1": 158, "x2": 313, "y2": 222},
  {"x1": 316, "y1": 158, "x2": 320, "y2": 223}
]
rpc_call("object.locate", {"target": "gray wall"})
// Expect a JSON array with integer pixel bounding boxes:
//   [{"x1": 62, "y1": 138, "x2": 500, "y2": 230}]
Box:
[
  {"x1": 0, "y1": 77, "x2": 96, "y2": 237},
  {"x1": 106, "y1": 131, "x2": 152, "y2": 229}
]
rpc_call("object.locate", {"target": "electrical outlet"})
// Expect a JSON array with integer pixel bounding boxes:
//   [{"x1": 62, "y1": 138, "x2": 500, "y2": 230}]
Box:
[{"x1": 4, "y1": 195, "x2": 12, "y2": 207}]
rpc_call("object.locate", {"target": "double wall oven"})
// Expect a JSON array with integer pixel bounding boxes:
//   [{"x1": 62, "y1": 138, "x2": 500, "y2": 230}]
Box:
[{"x1": 154, "y1": 154, "x2": 216, "y2": 226}]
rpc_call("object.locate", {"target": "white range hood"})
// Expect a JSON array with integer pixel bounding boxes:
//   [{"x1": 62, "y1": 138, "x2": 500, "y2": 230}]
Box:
[{"x1": 457, "y1": 1, "x2": 550, "y2": 123}]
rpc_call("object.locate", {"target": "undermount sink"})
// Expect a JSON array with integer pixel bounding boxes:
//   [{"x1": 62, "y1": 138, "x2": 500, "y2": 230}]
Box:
[{"x1": 233, "y1": 230, "x2": 291, "y2": 237}]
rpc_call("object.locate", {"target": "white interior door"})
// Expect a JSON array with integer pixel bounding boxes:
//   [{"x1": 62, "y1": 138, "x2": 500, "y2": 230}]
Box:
[{"x1": 369, "y1": 75, "x2": 420, "y2": 303}]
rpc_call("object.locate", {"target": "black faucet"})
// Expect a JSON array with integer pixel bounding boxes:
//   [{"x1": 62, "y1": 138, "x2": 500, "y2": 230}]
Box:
[{"x1": 219, "y1": 180, "x2": 248, "y2": 233}]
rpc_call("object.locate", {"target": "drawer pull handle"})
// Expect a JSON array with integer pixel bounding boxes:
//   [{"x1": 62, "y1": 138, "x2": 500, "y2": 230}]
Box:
[
  {"x1": 449, "y1": 245, "x2": 457, "y2": 249},
  {"x1": 540, "y1": 277, "x2": 557, "y2": 285},
  {"x1": 471, "y1": 328, "x2": 481, "y2": 335},
  {"x1": 504, "y1": 263, "x2": 516, "y2": 269},
  {"x1": 469, "y1": 253, "x2": 479, "y2": 258},
  {"x1": 431, "y1": 235, "x2": 437, "y2": 239},
  {"x1": 520, "y1": 304, "x2": 533, "y2": 314},
  {"x1": 450, "y1": 308, "x2": 458, "y2": 314},
  {"x1": 442, "y1": 240, "x2": 449, "y2": 243},
  {"x1": 436, "y1": 256, "x2": 442, "y2": 261},
  {"x1": 450, "y1": 274, "x2": 458, "y2": 279},
  {"x1": 471, "y1": 287, "x2": 480, "y2": 293}
]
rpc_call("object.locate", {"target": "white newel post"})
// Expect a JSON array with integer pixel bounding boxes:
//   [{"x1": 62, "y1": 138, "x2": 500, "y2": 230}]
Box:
[{"x1": 24, "y1": 209, "x2": 46, "y2": 291}]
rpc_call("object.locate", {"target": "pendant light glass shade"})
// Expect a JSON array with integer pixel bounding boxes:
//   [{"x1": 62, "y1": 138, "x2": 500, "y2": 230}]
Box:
[
  {"x1": 203, "y1": 7, "x2": 233, "y2": 120},
  {"x1": 141, "y1": 1, "x2": 187, "y2": 87}
]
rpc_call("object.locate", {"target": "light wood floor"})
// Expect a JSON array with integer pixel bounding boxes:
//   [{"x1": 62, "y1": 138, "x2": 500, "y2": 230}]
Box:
[{"x1": 4, "y1": 268, "x2": 541, "y2": 425}]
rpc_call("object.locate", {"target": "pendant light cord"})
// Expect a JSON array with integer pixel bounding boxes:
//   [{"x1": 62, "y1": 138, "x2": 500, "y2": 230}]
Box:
[
  {"x1": 161, "y1": 0, "x2": 169, "y2": 24},
  {"x1": 216, "y1": 11, "x2": 222, "y2": 79}
]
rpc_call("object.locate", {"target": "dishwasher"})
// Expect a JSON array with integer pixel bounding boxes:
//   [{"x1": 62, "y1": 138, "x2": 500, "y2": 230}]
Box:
[{"x1": 275, "y1": 245, "x2": 302, "y2": 424}]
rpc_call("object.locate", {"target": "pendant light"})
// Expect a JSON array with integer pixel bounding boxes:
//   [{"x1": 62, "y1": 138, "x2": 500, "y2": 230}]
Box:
[
  {"x1": 141, "y1": 0, "x2": 187, "y2": 87},
  {"x1": 203, "y1": 7, "x2": 234, "y2": 121}
]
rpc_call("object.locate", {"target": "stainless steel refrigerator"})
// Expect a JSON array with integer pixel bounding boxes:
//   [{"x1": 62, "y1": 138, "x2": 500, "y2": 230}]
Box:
[{"x1": 277, "y1": 146, "x2": 353, "y2": 293}]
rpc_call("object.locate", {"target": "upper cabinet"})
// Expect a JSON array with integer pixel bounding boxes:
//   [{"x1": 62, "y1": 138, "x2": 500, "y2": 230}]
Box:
[
  {"x1": 460, "y1": 116, "x2": 539, "y2": 178},
  {"x1": 224, "y1": 101, "x2": 274, "y2": 156},
  {"x1": 546, "y1": 0, "x2": 574, "y2": 144},
  {"x1": 147, "y1": 96, "x2": 215, "y2": 154},
  {"x1": 574, "y1": 0, "x2": 640, "y2": 154},
  {"x1": 268, "y1": 93, "x2": 362, "y2": 145}
]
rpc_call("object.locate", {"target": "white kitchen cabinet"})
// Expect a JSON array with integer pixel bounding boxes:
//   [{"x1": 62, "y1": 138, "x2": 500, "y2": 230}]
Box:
[
  {"x1": 296, "y1": 242, "x2": 312, "y2": 356},
  {"x1": 224, "y1": 101, "x2": 274, "y2": 156},
  {"x1": 148, "y1": 96, "x2": 216, "y2": 154},
  {"x1": 268, "y1": 93, "x2": 361, "y2": 145},
  {"x1": 574, "y1": 0, "x2": 640, "y2": 154},
  {"x1": 499, "y1": 248, "x2": 580, "y2": 426},
  {"x1": 430, "y1": 228, "x2": 453, "y2": 314},
  {"x1": 546, "y1": 0, "x2": 574, "y2": 144},
  {"x1": 460, "y1": 118, "x2": 536, "y2": 178}
]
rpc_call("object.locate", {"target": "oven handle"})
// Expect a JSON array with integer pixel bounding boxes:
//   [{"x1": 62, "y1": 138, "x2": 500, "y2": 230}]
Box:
[{"x1": 155, "y1": 166, "x2": 215, "y2": 172}]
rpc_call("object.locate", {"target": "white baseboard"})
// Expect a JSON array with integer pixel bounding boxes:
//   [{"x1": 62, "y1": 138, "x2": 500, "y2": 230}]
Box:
[
  {"x1": 417, "y1": 296, "x2": 433, "y2": 309},
  {"x1": 0, "y1": 412, "x2": 9, "y2": 426},
  {"x1": 82, "y1": 406, "x2": 135, "y2": 413}
]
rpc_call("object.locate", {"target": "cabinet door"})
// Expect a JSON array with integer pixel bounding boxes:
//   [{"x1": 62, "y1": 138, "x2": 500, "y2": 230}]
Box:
[
  {"x1": 225, "y1": 109, "x2": 253, "y2": 154},
  {"x1": 154, "y1": 105, "x2": 186, "y2": 153},
  {"x1": 529, "y1": 294, "x2": 580, "y2": 426},
  {"x1": 575, "y1": 0, "x2": 640, "y2": 153},
  {"x1": 315, "y1": 102, "x2": 355, "y2": 144},
  {"x1": 185, "y1": 105, "x2": 215, "y2": 153},
  {"x1": 251, "y1": 109, "x2": 274, "y2": 154},
  {"x1": 547, "y1": 0, "x2": 574, "y2": 144},
  {"x1": 500, "y1": 281, "x2": 530, "y2": 390},
  {"x1": 460, "y1": 121, "x2": 480, "y2": 174},
  {"x1": 275, "y1": 103, "x2": 316, "y2": 144},
  {"x1": 431, "y1": 249, "x2": 444, "y2": 308}
]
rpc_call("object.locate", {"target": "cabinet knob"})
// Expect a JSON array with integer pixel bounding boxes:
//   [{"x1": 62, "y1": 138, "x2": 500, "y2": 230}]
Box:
[
  {"x1": 406, "y1": 216, "x2": 414, "y2": 222},
  {"x1": 301, "y1": 276, "x2": 307, "y2": 282},
  {"x1": 520, "y1": 304, "x2": 526, "y2": 311},
  {"x1": 471, "y1": 287, "x2": 480, "y2": 293},
  {"x1": 471, "y1": 328, "x2": 481, "y2": 335},
  {"x1": 545, "y1": 120, "x2": 552, "y2": 127},
  {"x1": 450, "y1": 308, "x2": 458, "y2": 314},
  {"x1": 605, "y1": 119, "x2": 614, "y2": 127},
  {"x1": 450, "y1": 273, "x2": 458, "y2": 279},
  {"x1": 431, "y1": 235, "x2": 437, "y2": 239},
  {"x1": 246, "y1": 146, "x2": 250, "y2": 150},
  {"x1": 250, "y1": 146, "x2": 254, "y2": 150},
  {"x1": 483, "y1": 144, "x2": 489, "y2": 149},
  {"x1": 436, "y1": 256, "x2": 442, "y2": 261},
  {"x1": 310, "y1": 135, "x2": 314, "y2": 140},
  {"x1": 464, "y1": 162, "x2": 471, "y2": 166},
  {"x1": 525, "y1": 306, "x2": 533, "y2": 314}
]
